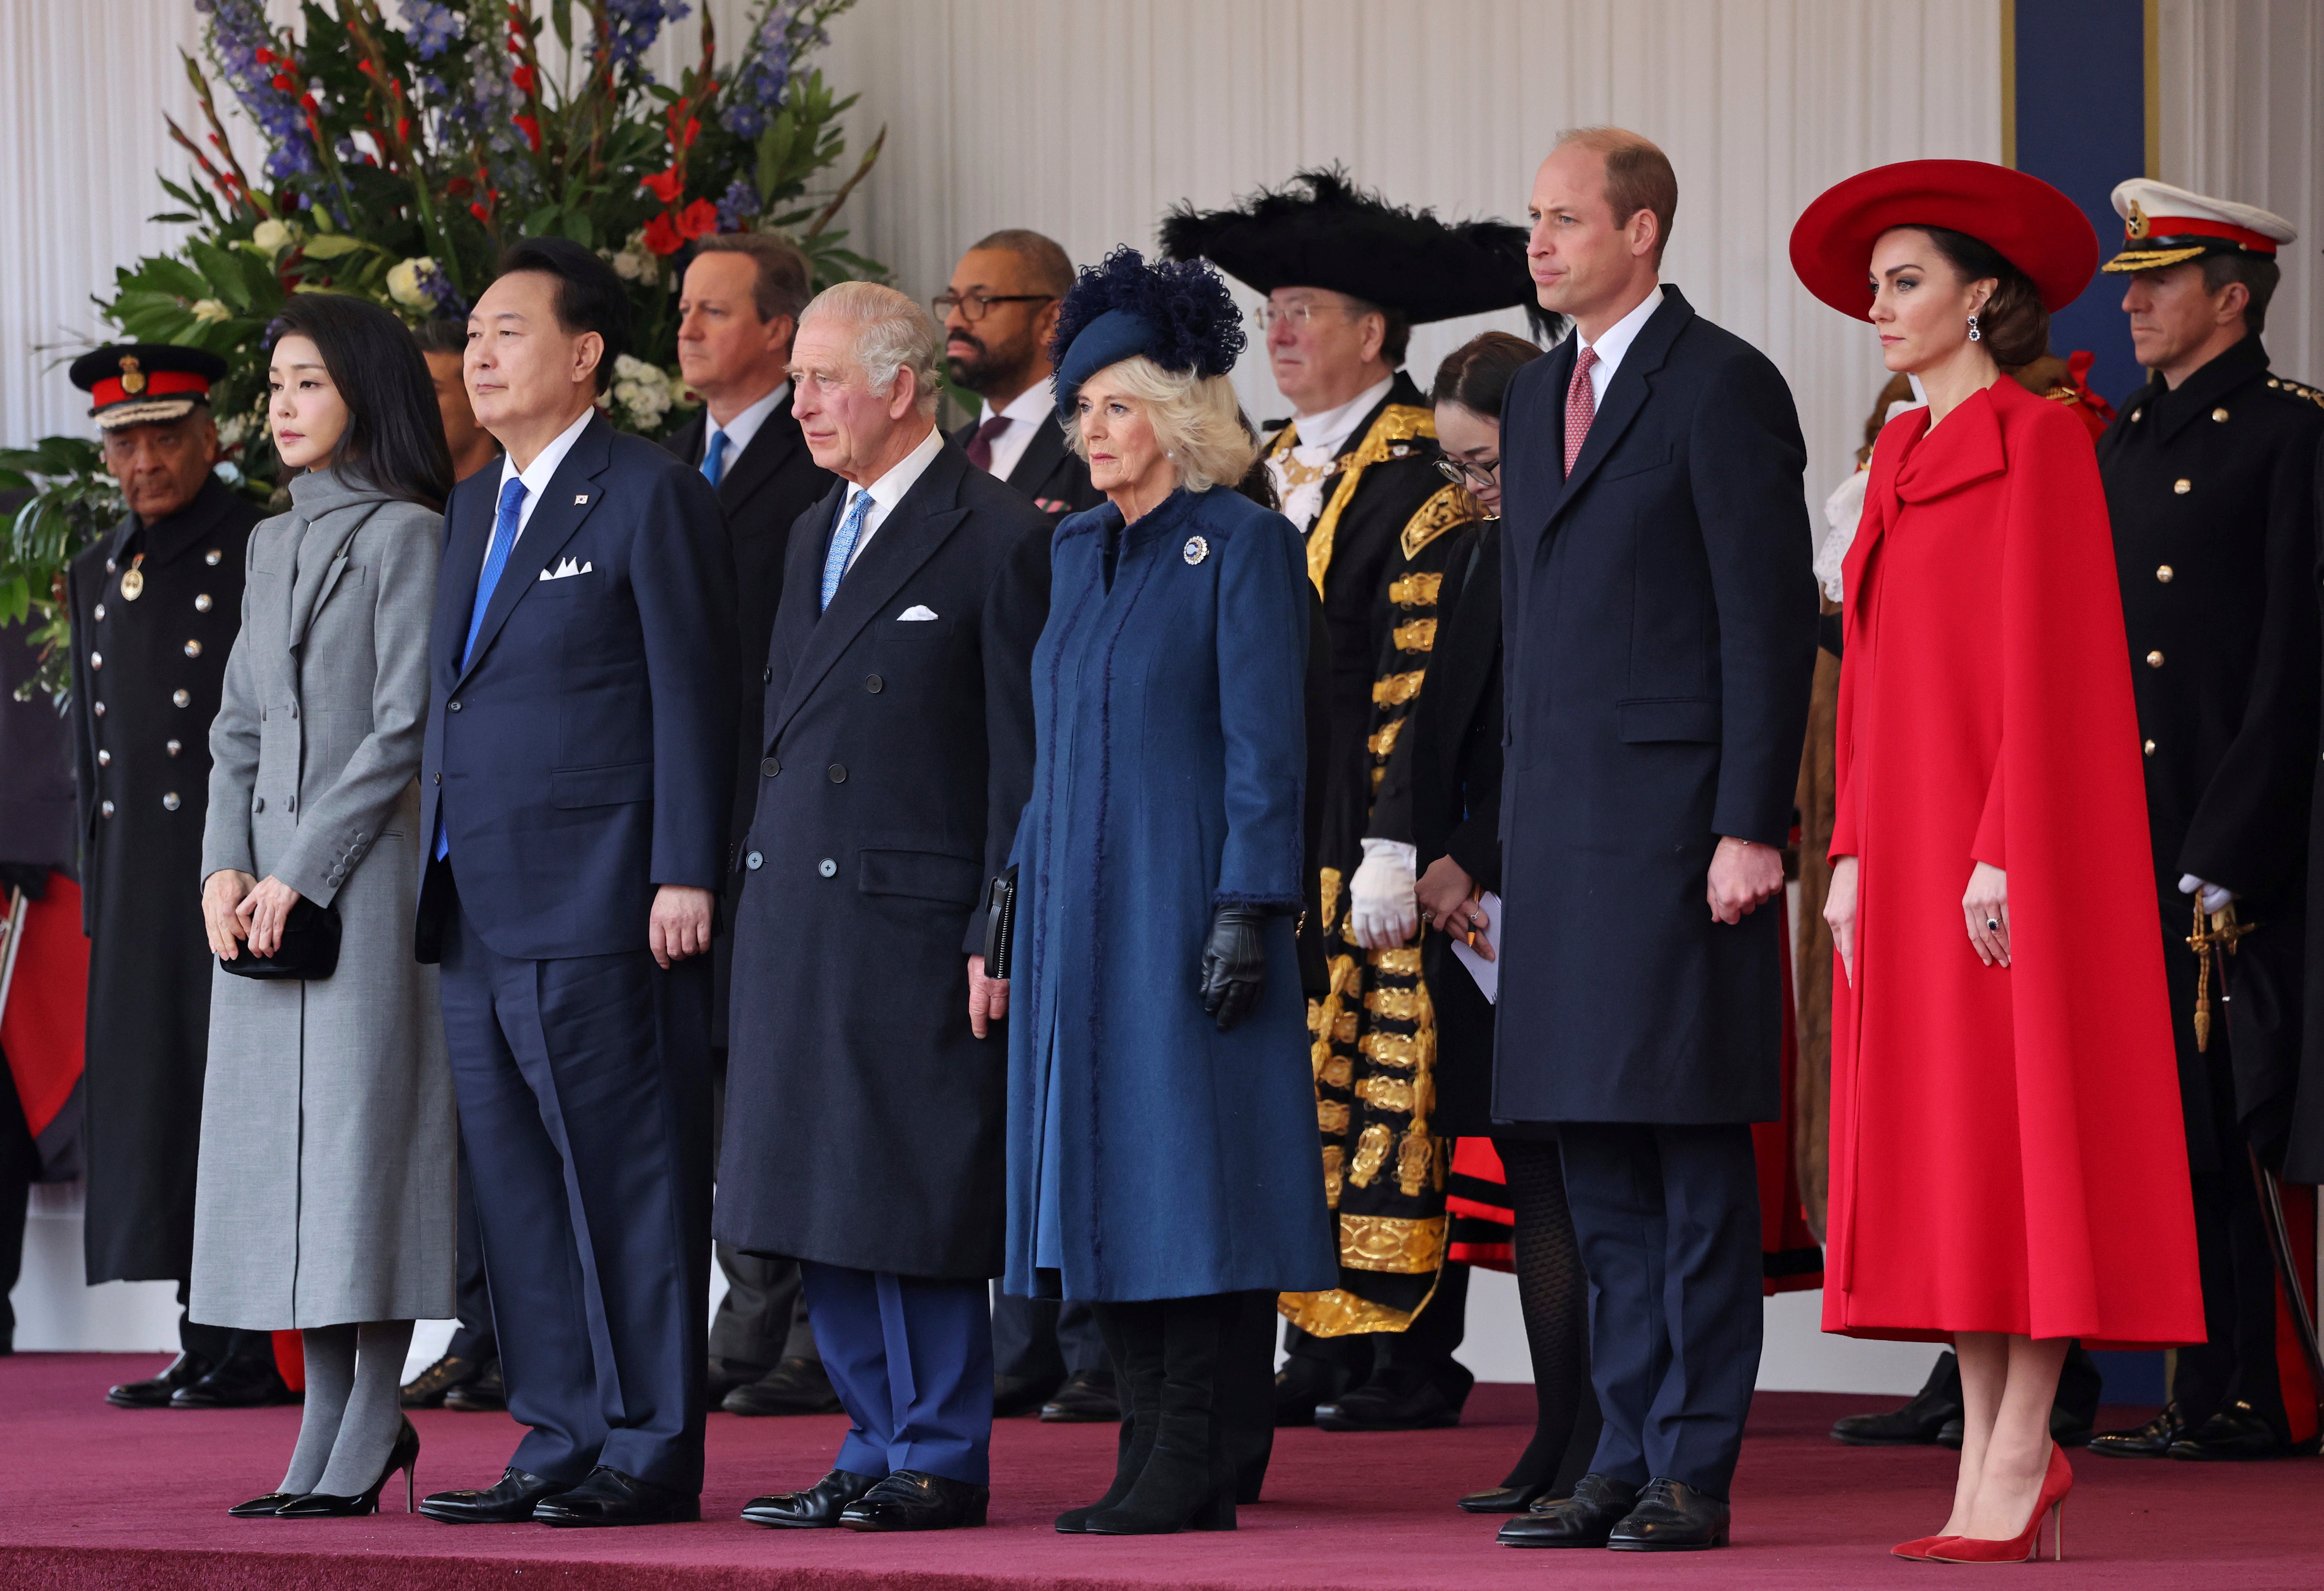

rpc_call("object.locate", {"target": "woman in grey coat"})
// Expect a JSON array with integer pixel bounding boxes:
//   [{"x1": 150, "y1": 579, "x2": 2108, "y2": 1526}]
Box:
[{"x1": 195, "y1": 294, "x2": 455, "y2": 1518}]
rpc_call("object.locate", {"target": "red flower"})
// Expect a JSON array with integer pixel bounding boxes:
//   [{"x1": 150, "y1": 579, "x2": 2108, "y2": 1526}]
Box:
[
  {"x1": 254, "y1": 46, "x2": 274, "y2": 64},
  {"x1": 396, "y1": 116, "x2": 411, "y2": 142},
  {"x1": 681, "y1": 116, "x2": 700, "y2": 148},
  {"x1": 448, "y1": 176, "x2": 473, "y2": 197},
  {"x1": 513, "y1": 114, "x2": 541, "y2": 152},
  {"x1": 511, "y1": 64, "x2": 537, "y2": 95},
  {"x1": 271, "y1": 73, "x2": 296, "y2": 92},
  {"x1": 356, "y1": 58, "x2": 376, "y2": 77},
  {"x1": 471, "y1": 201, "x2": 493, "y2": 222},
  {"x1": 642, "y1": 212, "x2": 685, "y2": 256},
  {"x1": 678, "y1": 198, "x2": 718, "y2": 241},
  {"x1": 639, "y1": 167, "x2": 682, "y2": 204},
  {"x1": 302, "y1": 94, "x2": 319, "y2": 112}
]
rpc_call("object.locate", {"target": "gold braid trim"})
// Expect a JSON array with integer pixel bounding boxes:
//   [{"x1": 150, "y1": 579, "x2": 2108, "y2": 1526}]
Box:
[
  {"x1": 1279, "y1": 1242, "x2": 1448, "y2": 1336},
  {"x1": 1389, "y1": 571, "x2": 1442, "y2": 607},
  {"x1": 1337, "y1": 1213, "x2": 1446, "y2": 1273},
  {"x1": 1287, "y1": 404, "x2": 1436, "y2": 596},
  {"x1": 1400, "y1": 481, "x2": 1483, "y2": 561}
]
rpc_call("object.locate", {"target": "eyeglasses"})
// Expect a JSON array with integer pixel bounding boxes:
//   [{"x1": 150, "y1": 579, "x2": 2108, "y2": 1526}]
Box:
[
  {"x1": 931, "y1": 291, "x2": 1053, "y2": 322},
  {"x1": 1249, "y1": 301, "x2": 1350, "y2": 331},
  {"x1": 1435, "y1": 456, "x2": 1500, "y2": 492}
]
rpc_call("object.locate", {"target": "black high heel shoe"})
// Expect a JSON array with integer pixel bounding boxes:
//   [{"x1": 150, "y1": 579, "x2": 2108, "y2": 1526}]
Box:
[
  {"x1": 228, "y1": 1492, "x2": 303, "y2": 1518},
  {"x1": 276, "y1": 1417, "x2": 421, "y2": 1518},
  {"x1": 1459, "y1": 1480, "x2": 1552, "y2": 1513}
]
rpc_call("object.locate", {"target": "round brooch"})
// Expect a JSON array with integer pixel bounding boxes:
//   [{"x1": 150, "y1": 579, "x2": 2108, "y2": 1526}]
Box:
[{"x1": 1183, "y1": 535, "x2": 1210, "y2": 566}]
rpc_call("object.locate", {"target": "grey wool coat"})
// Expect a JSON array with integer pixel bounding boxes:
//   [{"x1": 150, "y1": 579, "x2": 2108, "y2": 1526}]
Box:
[{"x1": 190, "y1": 469, "x2": 454, "y2": 1329}]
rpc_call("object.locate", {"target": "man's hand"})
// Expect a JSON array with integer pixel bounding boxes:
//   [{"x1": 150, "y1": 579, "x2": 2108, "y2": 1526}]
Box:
[
  {"x1": 203, "y1": 869, "x2": 257, "y2": 960},
  {"x1": 234, "y1": 875, "x2": 304, "y2": 958},
  {"x1": 649, "y1": 884, "x2": 715, "y2": 969},
  {"x1": 1416, "y1": 855, "x2": 1492, "y2": 961},
  {"x1": 969, "y1": 953, "x2": 1010, "y2": 1039},
  {"x1": 1706, "y1": 836, "x2": 1784, "y2": 925}
]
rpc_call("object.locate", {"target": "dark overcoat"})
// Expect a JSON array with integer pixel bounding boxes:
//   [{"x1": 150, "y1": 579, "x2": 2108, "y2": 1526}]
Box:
[
  {"x1": 662, "y1": 403, "x2": 836, "y2": 1043},
  {"x1": 1495, "y1": 287, "x2": 1817, "y2": 1126},
  {"x1": 2098, "y1": 336, "x2": 2324, "y2": 1177},
  {"x1": 950, "y1": 411, "x2": 1105, "y2": 518},
  {"x1": 1002, "y1": 487, "x2": 1336, "y2": 1302},
  {"x1": 66, "y1": 476, "x2": 259, "y2": 1282},
  {"x1": 717, "y1": 440, "x2": 1050, "y2": 1279}
]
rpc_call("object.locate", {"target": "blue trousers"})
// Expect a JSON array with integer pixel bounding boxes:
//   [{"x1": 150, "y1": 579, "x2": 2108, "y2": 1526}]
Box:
[
  {"x1": 800, "y1": 1261, "x2": 994, "y2": 1486},
  {"x1": 1559, "y1": 1122, "x2": 1762, "y2": 1499},
  {"x1": 439, "y1": 891, "x2": 712, "y2": 1493}
]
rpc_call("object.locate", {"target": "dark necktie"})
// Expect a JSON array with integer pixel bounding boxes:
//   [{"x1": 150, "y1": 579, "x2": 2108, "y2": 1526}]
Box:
[
  {"x1": 966, "y1": 415, "x2": 1013, "y2": 474},
  {"x1": 1564, "y1": 345, "x2": 1600, "y2": 478}
]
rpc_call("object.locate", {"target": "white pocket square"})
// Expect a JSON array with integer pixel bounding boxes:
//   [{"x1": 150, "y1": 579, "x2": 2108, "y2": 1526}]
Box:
[
  {"x1": 897, "y1": 605, "x2": 939, "y2": 621},
  {"x1": 539, "y1": 557, "x2": 594, "y2": 580}
]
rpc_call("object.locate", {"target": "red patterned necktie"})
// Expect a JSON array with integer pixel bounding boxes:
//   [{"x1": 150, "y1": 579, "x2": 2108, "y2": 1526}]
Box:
[
  {"x1": 966, "y1": 415, "x2": 1013, "y2": 473},
  {"x1": 1563, "y1": 344, "x2": 1599, "y2": 477}
]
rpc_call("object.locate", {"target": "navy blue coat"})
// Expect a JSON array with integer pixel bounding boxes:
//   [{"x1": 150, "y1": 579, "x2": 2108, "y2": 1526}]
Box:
[
  {"x1": 1003, "y1": 486, "x2": 1337, "y2": 1302},
  {"x1": 1495, "y1": 287, "x2": 1817, "y2": 1126},
  {"x1": 415, "y1": 412, "x2": 737, "y2": 961}
]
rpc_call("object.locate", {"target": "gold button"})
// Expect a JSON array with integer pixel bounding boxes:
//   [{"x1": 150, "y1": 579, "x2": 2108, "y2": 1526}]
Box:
[
  {"x1": 205, "y1": 549, "x2": 222, "y2": 566},
  {"x1": 195, "y1": 594, "x2": 213, "y2": 612},
  {"x1": 2212, "y1": 408, "x2": 2230, "y2": 422},
  {"x1": 2131, "y1": 409, "x2": 2144, "y2": 422},
  {"x1": 2269, "y1": 379, "x2": 2282, "y2": 389},
  {"x1": 2173, "y1": 479, "x2": 2191, "y2": 495},
  {"x1": 184, "y1": 639, "x2": 202, "y2": 658},
  {"x1": 2156, "y1": 564, "x2": 2174, "y2": 583},
  {"x1": 2147, "y1": 650, "x2": 2165, "y2": 668},
  {"x1": 2143, "y1": 739, "x2": 2156, "y2": 756}
]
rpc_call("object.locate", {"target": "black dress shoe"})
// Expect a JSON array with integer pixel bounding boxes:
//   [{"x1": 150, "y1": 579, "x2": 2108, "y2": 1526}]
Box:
[
  {"x1": 1271, "y1": 1355, "x2": 1350, "y2": 1428},
  {"x1": 2049, "y1": 1400, "x2": 2095, "y2": 1447},
  {"x1": 1316, "y1": 1376, "x2": 1462, "y2": 1432},
  {"x1": 442, "y1": 1358, "x2": 506, "y2": 1412},
  {"x1": 1041, "y1": 1368, "x2": 1121, "y2": 1423},
  {"x1": 741, "y1": 1469, "x2": 880, "y2": 1528},
  {"x1": 724, "y1": 1355, "x2": 843, "y2": 1416},
  {"x1": 228, "y1": 1492, "x2": 301, "y2": 1518},
  {"x1": 993, "y1": 1370, "x2": 1063, "y2": 1419},
  {"x1": 171, "y1": 1355, "x2": 299, "y2": 1409},
  {"x1": 838, "y1": 1469, "x2": 989, "y2": 1531},
  {"x1": 1608, "y1": 1477, "x2": 1729, "y2": 1551},
  {"x1": 109, "y1": 1352, "x2": 213, "y2": 1409},
  {"x1": 705, "y1": 1355, "x2": 770, "y2": 1410},
  {"x1": 1498, "y1": 1472, "x2": 1637, "y2": 1547},
  {"x1": 2168, "y1": 1401, "x2": 2294, "y2": 1461},
  {"x1": 2090, "y1": 1401, "x2": 2188, "y2": 1458},
  {"x1": 1459, "y1": 1480, "x2": 1551, "y2": 1513},
  {"x1": 402, "y1": 1353, "x2": 483, "y2": 1409},
  {"x1": 1830, "y1": 1351, "x2": 1960, "y2": 1445},
  {"x1": 1937, "y1": 1417, "x2": 1964, "y2": 1449},
  {"x1": 419, "y1": 1467, "x2": 571, "y2": 1524},
  {"x1": 533, "y1": 1465, "x2": 701, "y2": 1527}
]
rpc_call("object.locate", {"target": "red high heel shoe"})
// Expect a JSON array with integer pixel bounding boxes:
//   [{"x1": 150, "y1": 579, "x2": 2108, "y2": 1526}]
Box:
[
  {"x1": 1928, "y1": 1443, "x2": 2072, "y2": 1563},
  {"x1": 1891, "y1": 1534, "x2": 1953, "y2": 1561}
]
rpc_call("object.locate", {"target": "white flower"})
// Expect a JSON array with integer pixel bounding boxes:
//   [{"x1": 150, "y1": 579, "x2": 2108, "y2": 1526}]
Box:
[
  {"x1": 190, "y1": 298, "x2": 231, "y2": 323},
  {"x1": 386, "y1": 257, "x2": 436, "y2": 311},
  {"x1": 609, "y1": 230, "x2": 655, "y2": 283},
  {"x1": 216, "y1": 413, "x2": 250, "y2": 449},
  {"x1": 608, "y1": 354, "x2": 679, "y2": 429},
  {"x1": 251, "y1": 218, "x2": 299, "y2": 254}
]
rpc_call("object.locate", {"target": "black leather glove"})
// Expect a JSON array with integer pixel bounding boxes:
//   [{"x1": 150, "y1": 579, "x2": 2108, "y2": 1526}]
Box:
[{"x1": 1199, "y1": 906, "x2": 1267, "y2": 1032}]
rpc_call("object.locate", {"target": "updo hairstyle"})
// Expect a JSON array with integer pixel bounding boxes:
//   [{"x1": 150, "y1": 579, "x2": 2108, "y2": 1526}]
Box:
[{"x1": 1914, "y1": 226, "x2": 2050, "y2": 366}]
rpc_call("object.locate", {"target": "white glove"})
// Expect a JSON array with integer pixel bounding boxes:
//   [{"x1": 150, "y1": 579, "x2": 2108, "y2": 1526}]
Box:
[
  {"x1": 2179, "y1": 873, "x2": 2235, "y2": 914},
  {"x1": 1349, "y1": 839, "x2": 1419, "y2": 950}
]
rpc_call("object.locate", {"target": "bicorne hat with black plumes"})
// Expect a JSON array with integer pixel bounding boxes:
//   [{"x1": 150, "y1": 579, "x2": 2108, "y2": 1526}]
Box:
[
  {"x1": 1159, "y1": 166, "x2": 1552, "y2": 334},
  {"x1": 1049, "y1": 247, "x2": 1247, "y2": 420}
]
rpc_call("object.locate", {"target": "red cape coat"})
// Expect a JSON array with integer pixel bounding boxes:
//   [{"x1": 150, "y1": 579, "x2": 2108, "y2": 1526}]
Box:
[{"x1": 1826, "y1": 377, "x2": 2201, "y2": 1347}]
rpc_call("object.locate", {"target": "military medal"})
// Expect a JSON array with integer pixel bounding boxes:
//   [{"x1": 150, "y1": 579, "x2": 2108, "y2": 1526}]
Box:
[{"x1": 119, "y1": 553, "x2": 146, "y2": 601}]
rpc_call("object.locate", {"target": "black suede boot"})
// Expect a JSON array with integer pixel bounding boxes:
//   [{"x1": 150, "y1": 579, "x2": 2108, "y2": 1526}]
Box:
[
  {"x1": 1086, "y1": 1295, "x2": 1237, "y2": 1534},
  {"x1": 1056, "y1": 1302, "x2": 1164, "y2": 1533}
]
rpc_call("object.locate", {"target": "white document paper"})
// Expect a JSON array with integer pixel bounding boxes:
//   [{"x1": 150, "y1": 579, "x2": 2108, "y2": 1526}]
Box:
[{"x1": 1448, "y1": 890, "x2": 1502, "y2": 1004}]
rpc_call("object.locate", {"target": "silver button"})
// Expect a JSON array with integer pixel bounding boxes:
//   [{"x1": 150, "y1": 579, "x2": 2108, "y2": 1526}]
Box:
[
  {"x1": 2131, "y1": 409, "x2": 2144, "y2": 422},
  {"x1": 2143, "y1": 739, "x2": 2156, "y2": 756},
  {"x1": 205, "y1": 549, "x2": 221, "y2": 566},
  {"x1": 172, "y1": 689, "x2": 190, "y2": 707},
  {"x1": 97, "y1": 749, "x2": 111, "y2": 766},
  {"x1": 448, "y1": 700, "x2": 461, "y2": 713},
  {"x1": 89, "y1": 651, "x2": 101, "y2": 669},
  {"x1": 166, "y1": 739, "x2": 182, "y2": 756},
  {"x1": 100, "y1": 800, "x2": 115, "y2": 818},
  {"x1": 92, "y1": 701, "x2": 105, "y2": 717},
  {"x1": 105, "y1": 557, "x2": 116, "y2": 573},
  {"x1": 817, "y1": 858, "x2": 837, "y2": 878},
  {"x1": 184, "y1": 639, "x2": 202, "y2": 658},
  {"x1": 162, "y1": 792, "x2": 180, "y2": 812},
  {"x1": 746, "y1": 851, "x2": 764, "y2": 871},
  {"x1": 827, "y1": 764, "x2": 847, "y2": 783},
  {"x1": 94, "y1": 603, "x2": 105, "y2": 621},
  {"x1": 195, "y1": 594, "x2": 213, "y2": 612}
]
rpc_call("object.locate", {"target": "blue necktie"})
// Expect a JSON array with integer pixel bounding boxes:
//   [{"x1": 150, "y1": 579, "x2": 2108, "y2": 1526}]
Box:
[
  {"x1": 821, "y1": 489, "x2": 873, "y2": 610},
  {"x1": 702, "y1": 428, "x2": 728, "y2": 487},
  {"x1": 438, "y1": 475, "x2": 528, "y2": 862}
]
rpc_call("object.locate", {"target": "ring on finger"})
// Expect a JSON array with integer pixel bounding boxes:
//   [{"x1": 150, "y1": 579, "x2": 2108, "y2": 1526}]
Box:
[{"x1": 1985, "y1": 917, "x2": 2001, "y2": 932}]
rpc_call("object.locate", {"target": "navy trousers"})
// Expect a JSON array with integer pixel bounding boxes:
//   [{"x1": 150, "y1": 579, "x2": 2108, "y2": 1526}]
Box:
[
  {"x1": 991, "y1": 1288, "x2": 1108, "y2": 1383},
  {"x1": 439, "y1": 889, "x2": 713, "y2": 1494},
  {"x1": 1559, "y1": 1122, "x2": 1761, "y2": 1499},
  {"x1": 800, "y1": 1260, "x2": 994, "y2": 1486}
]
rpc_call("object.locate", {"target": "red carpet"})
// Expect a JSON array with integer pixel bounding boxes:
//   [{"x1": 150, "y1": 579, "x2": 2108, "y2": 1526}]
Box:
[{"x1": 2, "y1": 1353, "x2": 2317, "y2": 1589}]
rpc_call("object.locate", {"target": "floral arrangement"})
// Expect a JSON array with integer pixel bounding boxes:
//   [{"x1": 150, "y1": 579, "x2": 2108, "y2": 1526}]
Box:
[{"x1": 3, "y1": 0, "x2": 882, "y2": 701}]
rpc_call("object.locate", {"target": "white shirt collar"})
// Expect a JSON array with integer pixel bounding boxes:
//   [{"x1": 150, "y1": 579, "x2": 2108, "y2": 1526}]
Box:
[
  {"x1": 845, "y1": 422, "x2": 945, "y2": 516},
  {"x1": 495, "y1": 405, "x2": 595, "y2": 541},
  {"x1": 1579, "y1": 284, "x2": 1665, "y2": 384},
  {"x1": 978, "y1": 378, "x2": 1053, "y2": 429},
  {"x1": 706, "y1": 381, "x2": 791, "y2": 464},
  {"x1": 974, "y1": 378, "x2": 1056, "y2": 484},
  {"x1": 1289, "y1": 373, "x2": 1396, "y2": 456}
]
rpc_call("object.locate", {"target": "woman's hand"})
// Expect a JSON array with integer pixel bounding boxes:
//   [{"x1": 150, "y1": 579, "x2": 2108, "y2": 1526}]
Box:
[
  {"x1": 203, "y1": 869, "x2": 257, "y2": 960},
  {"x1": 1824, "y1": 855, "x2": 1858, "y2": 986},
  {"x1": 234, "y1": 875, "x2": 304, "y2": 958},
  {"x1": 1416, "y1": 856, "x2": 1492, "y2": 961},
  {"x1": 1963, "y1": 862, "x2": 2009, "y2": 967},
  {"x1": 1199, "y1": 908, "x2": 1267, "y2": 1032}
]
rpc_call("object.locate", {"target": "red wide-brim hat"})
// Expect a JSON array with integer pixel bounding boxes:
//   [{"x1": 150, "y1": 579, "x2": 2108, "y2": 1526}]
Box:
[{"x1": 1790, "y1": 159, "x2": 2098, "y2": 319}]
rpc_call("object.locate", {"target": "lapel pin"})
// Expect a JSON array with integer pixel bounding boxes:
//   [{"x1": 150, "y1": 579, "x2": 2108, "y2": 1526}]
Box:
[
  {"x1": 574, "y1": 494, "x2": 589, "y2": 505},
  {"x1": 1183, "y1": 535, "x2": 1210, "y2": 566}
]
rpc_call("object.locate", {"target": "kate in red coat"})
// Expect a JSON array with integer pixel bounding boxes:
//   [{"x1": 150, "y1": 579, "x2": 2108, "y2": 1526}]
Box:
[{"x1": 1794, "y1": 161, "x2": 2202, "y2": 1563}]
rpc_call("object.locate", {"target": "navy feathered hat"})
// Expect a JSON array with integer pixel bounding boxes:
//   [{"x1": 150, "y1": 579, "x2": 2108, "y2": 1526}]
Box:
[
  {"x1": 1050, "y1": 248, "x2": 1247, "y2": 420},
  {"x1": 1160, "y1": 167, "x2": 1554, "y2": 337}
]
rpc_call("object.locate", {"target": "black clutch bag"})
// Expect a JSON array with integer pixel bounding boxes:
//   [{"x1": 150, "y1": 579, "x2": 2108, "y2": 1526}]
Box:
[
  {"x1": 219, "y1": 895, "x2": 342, "y2": 981},
  {"x1": 982, "y1": 865, "x2": 1018, "y2": 980}
]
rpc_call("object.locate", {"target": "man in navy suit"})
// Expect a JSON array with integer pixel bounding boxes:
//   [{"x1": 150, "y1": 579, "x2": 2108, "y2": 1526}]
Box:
[
  {"x1": 1490, "y1": 130, "x2": 1816, "y2": 1552},
  {"x1": 413, "y1": 237, "x2": 737, "y2": 1529}
]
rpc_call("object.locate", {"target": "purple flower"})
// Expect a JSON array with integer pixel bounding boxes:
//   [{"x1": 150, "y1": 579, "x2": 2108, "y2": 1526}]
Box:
[
  {"x1": 722, "y1": 0, "x2": 824, "y2": 139},
  {"x1": 396, "y1": 0, "x2": 462, "y2": 61},
  {"x1": 417, "y1": 260, "x2": 468, "y2": 319},
  {"x1": 197, "y1": 0, "x2": 319, "y2": 182},
  {"x1": 606, "y1": 0, "x2": 692, "y2": 76},
  {"x1": 715, "y1": 177, "x2": 761, "y2": 232}
]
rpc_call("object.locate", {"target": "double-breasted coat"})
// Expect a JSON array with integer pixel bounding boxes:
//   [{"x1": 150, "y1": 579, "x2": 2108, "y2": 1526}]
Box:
[
  {"x1": 1003, "y1": 487, "x2": 1337, "y2": 1303},
  {"x1": 190, "y1": 470, "x2": 454, "y2": 1328},
  {"x1": 716, "y1": 440, "x2": 1050, "y2": 1280},
  {"x1": 66, "y1": 476, "x2": 259, "y2": 1283},
  {"x1": 1495, "y1": 287, "x2": 1819, "y2": 1126}
]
